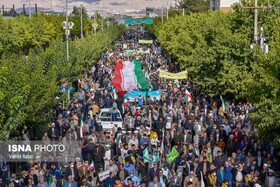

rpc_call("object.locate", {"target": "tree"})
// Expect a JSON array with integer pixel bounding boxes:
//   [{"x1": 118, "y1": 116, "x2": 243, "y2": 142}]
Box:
[
  {"x1": 72, "y1": 6, "x2": 88, "y2": 17},
  {"x1": 0, "y1": 14, "x2": 125, "y2": 139},
  {"x1": 147, "y1": 0, "x2": 280, "y2": 146},
  {"x1": 0, "y1": 53, "x2": 57, "y2": 139},
  {"x1": 178, "y1": 0, "x2": 209, "y2": 14},
  {"x1": 152, "y1": 12, "x2": 253, "y2": 95},
  {"x1": 3, "y1": 8, "x2": 18, "y2": 17}
]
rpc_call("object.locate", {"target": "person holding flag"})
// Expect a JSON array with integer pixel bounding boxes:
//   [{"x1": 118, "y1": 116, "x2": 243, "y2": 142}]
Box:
[
  {"x1": 220, "y1": 95, "x2": 226, "y2": 110},
  {"x1": 79, "y1": 115, "x2": 85, "y2": 139},
  {"x1": 166, "y1": 144, "x2": 179, "y2": 163},
  {"x1": 185, "y1": 89, "x2": 193, "y2": 103}
]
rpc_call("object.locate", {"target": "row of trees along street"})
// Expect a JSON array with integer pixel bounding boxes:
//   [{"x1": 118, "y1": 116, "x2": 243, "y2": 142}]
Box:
[
  {"x1": 146, "y1": 0, "x2": 280, "y2": 147},
  {"x1": 0, "y1": 11, "x2": 126, "y2": 140}
]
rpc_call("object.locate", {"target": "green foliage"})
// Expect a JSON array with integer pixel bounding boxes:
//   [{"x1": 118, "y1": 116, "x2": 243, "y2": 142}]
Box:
[
  {"x1": 153, "y1": 12, "x2": 253, "y2": 95},
  {"x1": 72, "y1": 6, "x2": 88, "y2": 17},
  {"x1": 0, "y1": 54, "x2": 57, "y2": 139},
  {"x1": 244, "y1": 14, "x2": 280, "y2": 145},
  {"x1": 0, "y1": 14, "x2": 125, "y2": 139},
  {"x1": 148, "y1": 1, "x2": 280, "y2": 146},
  {"x1": 0, "y1": 13, "x2": 110, "y2": 56},
  {"x1": 178, "y1": 0, "x2": 209, "y2": 13},
  {"x1": 2, "y1": 8, "x2": 18, "y2": 17},
  {"x1": 72, "y1": 25, "x2": 126, "y2": 69},
  {"x1": 0, "y1": 15, "x2": 58, "y2": 55}
]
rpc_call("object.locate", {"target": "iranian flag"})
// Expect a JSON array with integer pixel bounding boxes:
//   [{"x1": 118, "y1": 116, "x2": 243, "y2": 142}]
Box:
[
  {"x1": 220, "y1": 95, "x2": 227, "y2": 112},
  {"x1": 111, "y1": 59, "x2": 150, "y2": 92},
  {"x1": 80, "y1": 117, "x2": 85, "y2": 138},
  {"x1": 160, "y1": 129, "x2": 165, "y2": 157},
  {"x1": 88, "y1": 162, "x2": 94, "y2": 171},
  {"x1": 185, "y1": 89, "x2": 192, "y2": 103},
  {"x1": 112, "y1": 88, "x2": 118, "y2": 100},
  {"x1": 123, "y1": 98, "x2": 129, "y2": 106},
  {"x1": 85, "y1": 161, "x2": 89, "y2": 167},
  {"x1": 109, "y1": 52, "x2": 114, "y2": 59},
  {"x1": 77, "y1": 161, "x2": 82, "y2": 169}
]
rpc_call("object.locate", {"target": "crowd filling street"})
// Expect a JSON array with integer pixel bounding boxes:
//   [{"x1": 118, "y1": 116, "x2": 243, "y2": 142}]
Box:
[{"x1": 2, "y1": 28, "x2": 280, "y2": 187}]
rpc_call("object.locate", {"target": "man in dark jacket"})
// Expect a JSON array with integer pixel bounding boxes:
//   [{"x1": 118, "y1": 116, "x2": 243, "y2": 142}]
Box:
[
  {"x1": 47, "y1": 123, "x2": 60, "y2": 141},
  {"x1": 24, "y1": 169, "x2": 38, "y2": 185},
  {"x1": 93, "y1": 141, "x2": 105, "y2": 170},
  {"x1": 214, "y1": 151, "x2": 225, "y2": 168},
  {"x1": 232, "y1": 163, "x2": 247, "y2": 187},
  {"x1": 196, "y1": 156, "x2": 211, "y2": 182},
  {"x1": 149, "y1": 162, "x2": 160, "y2": 182},
  {"x1": 65, "y1": 161, "x2": 79, "y2": 182},
  {"x1": 158, "y1": 169, "x2": 168, "y2": 187}
]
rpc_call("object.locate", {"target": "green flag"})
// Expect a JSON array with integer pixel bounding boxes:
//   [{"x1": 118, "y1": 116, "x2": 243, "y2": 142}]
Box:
[
  {"x1": 48, "y1": 176, "x2": 53, "y2": 187},
  {"x1": 124, "y1": 50, "x2": 135, "y2": 54},
  {"x1": 220, "y1": 95, "x2": 227, "y2": 112},
  {"x1": 143, "y1": 148, "x2": 150, "y2": 164},
  {"x1": 167, "y1": 147, "x2": 179, "y2": 163}
]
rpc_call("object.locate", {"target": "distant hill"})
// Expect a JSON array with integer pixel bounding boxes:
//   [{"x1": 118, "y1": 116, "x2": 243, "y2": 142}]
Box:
[{"x1": 1, "y1": 0, "x2": 175, "y2": 16}]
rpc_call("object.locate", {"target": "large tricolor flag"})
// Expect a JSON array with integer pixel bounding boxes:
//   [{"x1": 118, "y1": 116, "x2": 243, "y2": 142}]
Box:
[
  {"x1": 111, "y1": 59, "x2": 150, "y2": 92},
  {"x1": 220, "y1": 95, "x2": 227, "y2": 112},
  {"x1": 185, "y1": 89, "x2": 192, "y2": 103}
]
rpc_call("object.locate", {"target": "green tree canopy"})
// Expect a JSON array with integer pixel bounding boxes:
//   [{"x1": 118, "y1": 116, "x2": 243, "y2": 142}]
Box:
[
  {"x1": 0, "y1": 13, "x2": 125, "y2": 139},
  {"x1": 72, "y1": 6, "x2": 88, "y2": 17},
  {"x1": 147, "y1": 0, "x2": 280, "y2": 146},
  {"x1": 178, "y1": 0, "x2": 209, "y2": 13}
]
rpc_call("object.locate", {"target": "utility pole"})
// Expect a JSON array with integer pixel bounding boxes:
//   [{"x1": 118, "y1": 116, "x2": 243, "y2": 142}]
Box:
[
  {"x1": 167, "y1": 7, "x2": 169, "y2": 19},
  {"x1": 102, "y1": 15, "x2": 104, "y2": 32},
  {"x1": 92, "y1": 10, "x2": 98, "y2": 36},
  {"x1": 80, "y1": 5, "x2": 83, "y2": 39},
  {"x1": 28, "y1": 1, "x2": 31, "y2": 17},
  {"x1": 51, "y1": 0, "x2": 53, "y2": 12},
  {"x1": 66, "y1": 0, "x2": 69, "y2": 61},
  {"x1": 253, "y1": 0, "x2": 258, "y2": 43},
  {"x1": 243, "y1": 0, "x2": 270, "y2": 53},
  {"x1": 161, "y1": 7, "x2": 163, "y2": 23},
  {"x1": 94, "y1": 10, "x2": 97, "y2": 35}
]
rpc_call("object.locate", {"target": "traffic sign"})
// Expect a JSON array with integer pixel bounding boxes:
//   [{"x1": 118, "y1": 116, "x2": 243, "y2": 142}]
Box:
[
  {"x1": 124, "y1": 18, "x2": 132, "y2": 25},
  {"x1": 134, "y1": 18, "x2": 142, "y2": 25},
  {"x1": 92, "y1": 23, "x2": 98, "y2": 28},
  {"x1": 106, "y1": 21, "x2": 110, "y2": 26},
  {"x1": 144, "y1": 18, "x2": 153, "y2": 24}
]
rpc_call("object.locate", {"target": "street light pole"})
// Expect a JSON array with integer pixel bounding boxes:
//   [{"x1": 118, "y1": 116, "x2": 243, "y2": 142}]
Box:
[
  {"x1": 253, "y1": 0, "x2": 258, "y2": 43},
  {"x1": 66, "y1": 0, "x2": 69, "y2": 61},
  {"x1": 161, "y1": 7, "x2": 163, "y2": 23},
  {"x1": 28, "y1": 1, "x2": 31, "y2": 17},
  {"x1": 94, "y1": 10, "x2": 97, "y2": 35},
  {"x1": 51, "y1": 0, "x2": 53, "y2": 12},
  {"x1": 102, "y1": 14, "x2": 104, "y2": 32},
  {"x1": 80, "y1": 5, "x2": 83, "y2": 39}
]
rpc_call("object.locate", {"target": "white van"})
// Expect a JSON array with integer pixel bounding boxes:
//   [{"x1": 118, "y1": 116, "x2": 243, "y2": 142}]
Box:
[{"x1": 96, "y1": 108, "x2": 123, "y2": 129}]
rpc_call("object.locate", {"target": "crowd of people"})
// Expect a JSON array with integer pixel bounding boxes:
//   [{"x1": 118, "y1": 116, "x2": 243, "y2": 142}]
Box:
[{"x1": 2, "y1": 27, "x2": 280, "y2": 187}]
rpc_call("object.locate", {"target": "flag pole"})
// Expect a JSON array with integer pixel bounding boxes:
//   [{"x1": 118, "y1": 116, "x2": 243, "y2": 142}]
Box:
[{"x1": 159, "y1": 129, "x2": 165, "y2": 167}]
